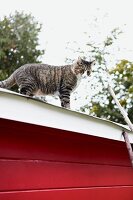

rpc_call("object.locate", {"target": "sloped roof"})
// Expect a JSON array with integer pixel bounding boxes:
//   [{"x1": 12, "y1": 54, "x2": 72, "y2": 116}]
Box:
[{"x1": 0, "y1": 88, "x2": 133, "y2": 143}]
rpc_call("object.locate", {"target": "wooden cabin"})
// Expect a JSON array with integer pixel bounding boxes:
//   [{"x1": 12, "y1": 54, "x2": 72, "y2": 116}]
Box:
[{"x1": 0, "y1": 88, "x2": 133, "y2": 200}]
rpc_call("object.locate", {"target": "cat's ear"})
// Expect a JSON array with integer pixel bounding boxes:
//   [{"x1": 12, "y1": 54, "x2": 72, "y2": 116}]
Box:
[
  {"x1": 77, "y1": 56, "x2": 82, "y2": 65},
  {"x1": 78, "y1": 56, "x2": 82, "y2": 61},
  {"x1": 89, "y1": 60, "x2": 95, "y2": 66},
  {"x1": 86, "y1": 60, "x2": 95, "y2": 75}
]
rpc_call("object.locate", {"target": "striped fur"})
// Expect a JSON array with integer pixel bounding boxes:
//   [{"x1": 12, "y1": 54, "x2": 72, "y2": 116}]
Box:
[{"x1": 0, "y1": 57, "x2": 94, "y2": 108}]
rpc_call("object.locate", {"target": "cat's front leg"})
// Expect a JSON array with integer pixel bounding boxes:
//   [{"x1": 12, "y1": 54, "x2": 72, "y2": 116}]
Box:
[{"x1": 59, "y1": 93, "x2": 70, "y2": 109}]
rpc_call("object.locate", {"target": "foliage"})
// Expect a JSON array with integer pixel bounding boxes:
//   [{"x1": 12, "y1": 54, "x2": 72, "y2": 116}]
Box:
[
  {"x1": 85, "y1": 27, "x2": 122, "y2": 86},
  {"x1": 88, "y1": 60, "x2": 133, "y2": 124},
  {"x1": 78, "y1": 25, "x2": 133, "y2": 124},
  {"x1": 67, "y1": 22, "x2": 132, "y2": 124},
  {"x1": 0, "y1": 11, "x2": 44, "y2": 80}
]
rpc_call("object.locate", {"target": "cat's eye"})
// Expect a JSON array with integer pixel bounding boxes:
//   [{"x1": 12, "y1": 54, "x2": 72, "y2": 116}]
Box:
[{"x1": 87, "y1": 70, "x2": 91, "y2": 76}]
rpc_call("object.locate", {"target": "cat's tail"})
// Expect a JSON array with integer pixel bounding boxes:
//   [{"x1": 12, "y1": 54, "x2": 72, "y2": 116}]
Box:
[{"x1": 0, "y1": 74, "x2": 16, "y2": 89}]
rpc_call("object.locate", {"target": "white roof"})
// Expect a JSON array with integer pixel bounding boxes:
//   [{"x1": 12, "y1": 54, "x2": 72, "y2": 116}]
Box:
[{"x1": 0, "y1": 88, "x2": 133, "y2": 143}]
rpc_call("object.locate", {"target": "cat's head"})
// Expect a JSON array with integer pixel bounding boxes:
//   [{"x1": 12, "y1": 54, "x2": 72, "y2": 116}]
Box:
[{"x1": 74, "y1": 57, "x2": 95, "y2": 76}]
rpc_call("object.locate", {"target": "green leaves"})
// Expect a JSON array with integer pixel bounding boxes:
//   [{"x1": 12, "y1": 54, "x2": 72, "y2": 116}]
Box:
[
  {"x1": 77, "y1": 25, "x2": 133, "y2": 124},
  {"x1": 104, "y1": 28, "x2": 122, "y2": 47},
  {"x1": 89, "y1": 60, "x2": 133, "y2": 124},
  {"x1": 0, "y1": 11, "x2": 44, "y2": 80}
]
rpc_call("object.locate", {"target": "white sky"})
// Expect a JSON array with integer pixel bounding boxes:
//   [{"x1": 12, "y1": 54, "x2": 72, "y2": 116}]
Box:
[
  {"x1": 1, "y1": 0, "x2": 133, "y2": 64},
  {"x1": 0, "y1": 0, "x2": 133, "y2": 109}
]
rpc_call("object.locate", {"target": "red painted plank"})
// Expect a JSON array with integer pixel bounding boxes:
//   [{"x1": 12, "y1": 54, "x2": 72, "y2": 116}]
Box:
[
  {"x1": 0, "y1": 186, "x2": 133, "y2": 200},
  {"x1": 0, "y1": 159, "x2": 133, "y2": 191},
  {"x1": 0, "y1": 118, "x2": 130, "y2": 166}
]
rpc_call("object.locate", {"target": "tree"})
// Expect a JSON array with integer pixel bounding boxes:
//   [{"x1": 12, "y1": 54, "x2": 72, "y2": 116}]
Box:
[
  {"x1": 77, "y1": 26, "x2": 133, "y2": 124},
  {"x1": 0, "y1": 11, "x2": 44, "y2": 80},
  {"x1": 66, "y1": 24, "x2": 123, "y2": 117},
  {"x1": 88, "y1": 59, "x2": 133, "y2": 124},
  {"x1": 66, "y1": 17, "x2": 133, "y2": 125}
]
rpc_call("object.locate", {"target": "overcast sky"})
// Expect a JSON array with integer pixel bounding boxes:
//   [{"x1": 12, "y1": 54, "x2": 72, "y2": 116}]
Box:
[
  {"x1": 0, "y1": 0, "x2": 133, "y2": 109},
  {"x1": 0, "y1": 0, "x2": 133, "y2": 65}
]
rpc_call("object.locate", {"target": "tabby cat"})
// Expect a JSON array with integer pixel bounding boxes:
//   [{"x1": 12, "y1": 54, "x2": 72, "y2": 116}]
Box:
[{"x1": 0, "y1": 57, "x2": 94, "y2": 108}]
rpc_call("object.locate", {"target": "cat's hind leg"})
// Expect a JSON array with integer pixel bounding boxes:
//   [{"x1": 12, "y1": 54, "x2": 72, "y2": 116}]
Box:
[{"x1": 19, "y1": 84, "x2": 35, "y2": 97}]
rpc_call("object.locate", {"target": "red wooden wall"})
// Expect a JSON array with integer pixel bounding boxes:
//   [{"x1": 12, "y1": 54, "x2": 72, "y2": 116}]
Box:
[{"x1": 0, "y1": 118, "x2": 133, "y2": 200}]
